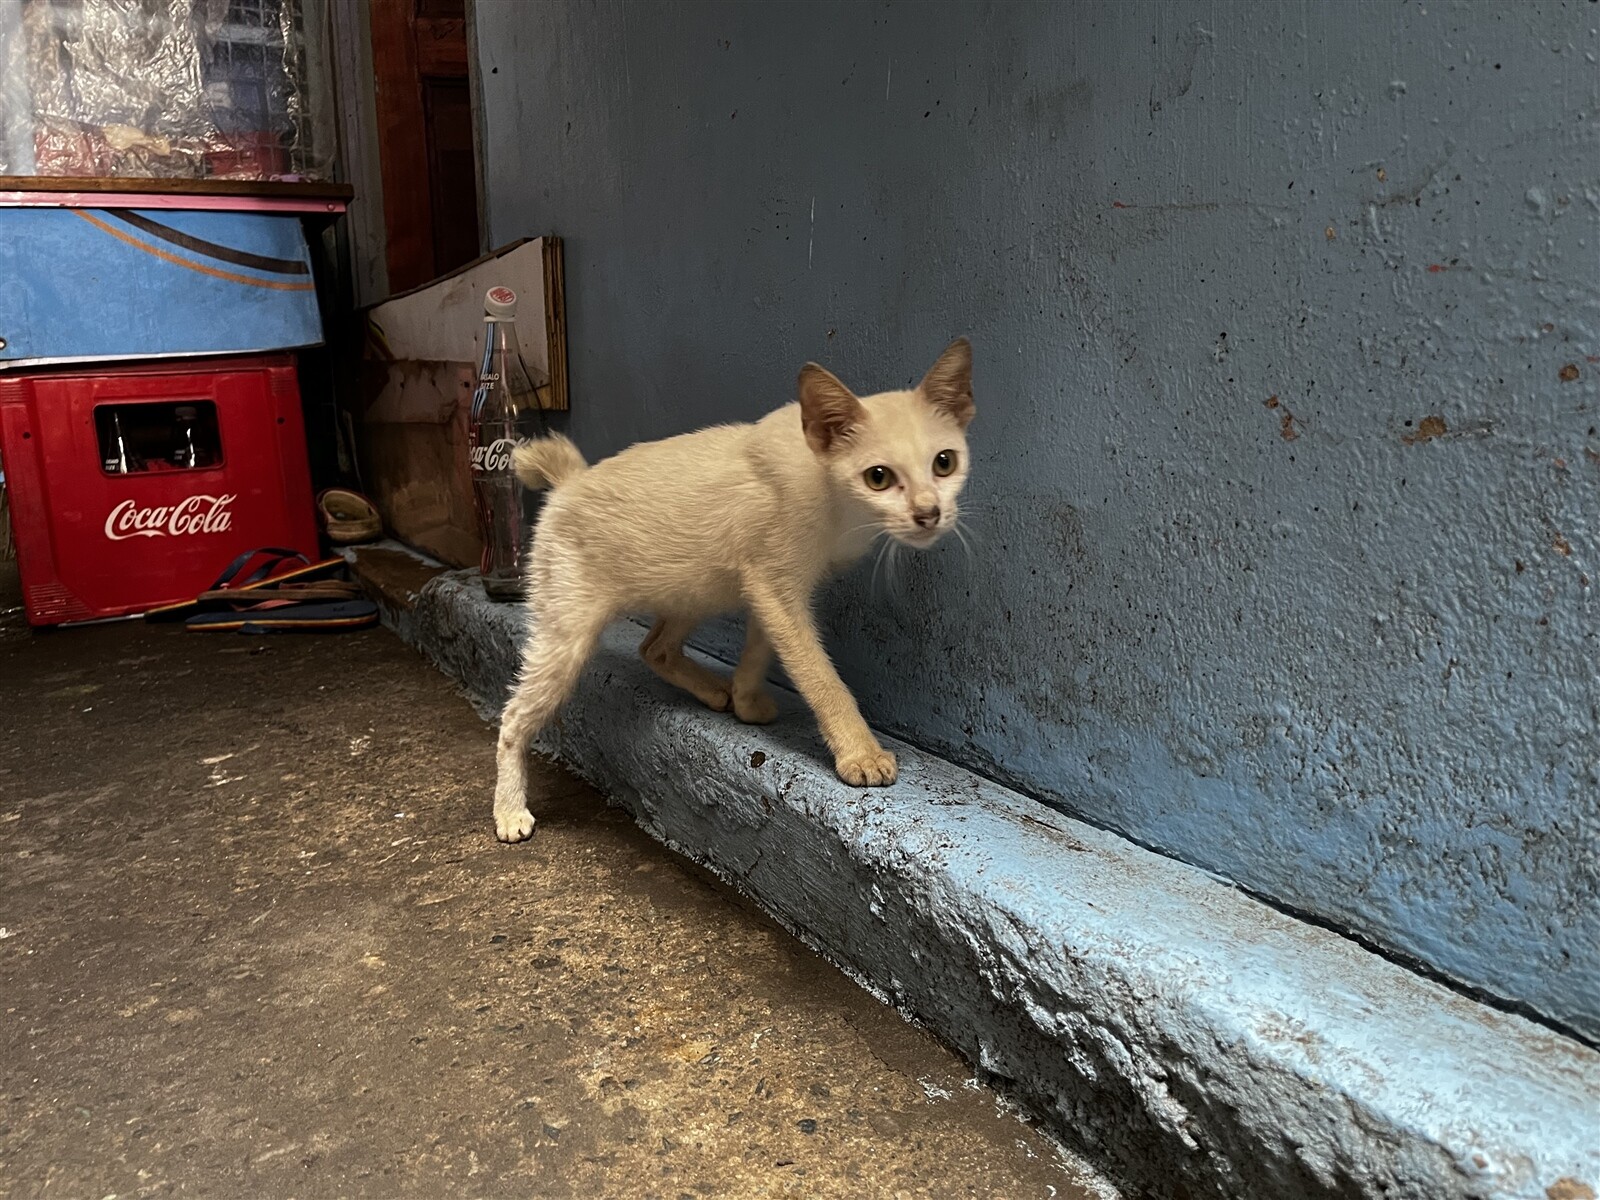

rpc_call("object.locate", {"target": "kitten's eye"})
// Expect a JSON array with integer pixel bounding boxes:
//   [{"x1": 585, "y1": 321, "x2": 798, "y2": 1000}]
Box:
[
  {"x1": 932, "y1": 450, "x2": 958, "y2": 477},
  {"x1": 864, "y1": 465, "x2": 896, "y2": 491}
]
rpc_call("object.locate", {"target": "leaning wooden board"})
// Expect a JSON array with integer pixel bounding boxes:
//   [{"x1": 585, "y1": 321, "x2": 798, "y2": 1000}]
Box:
[
  {"x1": 365, "y1": 236, "x2": 567, "y2": 412},
  {"x1": 359, "y1": 236, "x2": 568, "y2": 568}
]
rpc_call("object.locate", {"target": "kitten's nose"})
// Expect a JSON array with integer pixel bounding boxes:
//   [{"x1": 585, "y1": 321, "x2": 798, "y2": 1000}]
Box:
[{"x1": 913, "y1": 505, "x2": 941, "y2": 529}]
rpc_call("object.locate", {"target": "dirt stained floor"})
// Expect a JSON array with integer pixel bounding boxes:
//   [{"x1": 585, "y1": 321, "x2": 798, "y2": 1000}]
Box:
[{"x1": 0, "y1": 562, "x2": 1113, "y2": 1199}]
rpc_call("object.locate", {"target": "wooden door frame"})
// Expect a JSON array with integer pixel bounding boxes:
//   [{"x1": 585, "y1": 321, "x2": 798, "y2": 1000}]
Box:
[
  {"x1": 328, "y1": 0, "x2": 389, "y2": 305},
  {"x1": 463, "y1": 0, "x2": 490, "y2": 257}
]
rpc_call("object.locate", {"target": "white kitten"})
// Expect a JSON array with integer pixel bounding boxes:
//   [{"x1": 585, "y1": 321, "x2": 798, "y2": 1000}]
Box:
[{"x1": 492, "y1": 338, "x2": 976, "y2": 843}]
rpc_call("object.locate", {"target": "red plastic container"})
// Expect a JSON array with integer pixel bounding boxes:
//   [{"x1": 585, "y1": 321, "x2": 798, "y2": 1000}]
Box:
[{"x1": 0, "y1": 355, "x2": 319, "y2": 626}]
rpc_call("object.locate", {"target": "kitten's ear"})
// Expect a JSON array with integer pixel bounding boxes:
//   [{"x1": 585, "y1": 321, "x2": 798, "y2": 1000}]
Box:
[
  {"x1": 798, "y1": 363, "x2": 865, "y2": 454},
  {"x1": 918, "y1": 337, "x2": 975, "y2": 428}
]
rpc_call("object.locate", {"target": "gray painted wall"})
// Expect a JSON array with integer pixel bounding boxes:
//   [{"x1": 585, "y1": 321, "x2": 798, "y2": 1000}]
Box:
[{"x1": 474, "y1": 0, "x2": 1600, "y2": 1041}]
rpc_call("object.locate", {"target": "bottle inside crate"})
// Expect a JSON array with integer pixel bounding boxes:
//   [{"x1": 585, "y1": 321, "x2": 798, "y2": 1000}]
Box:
[{"x1": 95, "y1": 401, "x2": 223, "y2": 475}]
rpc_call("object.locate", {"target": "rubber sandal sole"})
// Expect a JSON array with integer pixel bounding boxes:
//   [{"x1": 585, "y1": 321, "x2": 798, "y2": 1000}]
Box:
[
  {"x1": 147, "y1": 556, "x2": 348, "y2": 623},
  {"x1": 184, "y1": 599, "x2": 379, "y2": 634}
]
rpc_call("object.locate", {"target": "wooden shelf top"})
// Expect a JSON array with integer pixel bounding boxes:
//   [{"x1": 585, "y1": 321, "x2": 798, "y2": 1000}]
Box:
[{"x1": 0, "y1": 177, "x2": 353, "y2": 199}]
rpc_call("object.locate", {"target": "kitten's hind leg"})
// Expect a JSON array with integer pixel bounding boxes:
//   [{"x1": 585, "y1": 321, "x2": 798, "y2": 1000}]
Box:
[
  {"x1": 638, "y1": 616, "x2": 733, "y2": 712},
  {"x1": 495, "y1": 610, "x2": 606, "y2": 843},
  {"x1": 731, "y1": 616, "x2": 779, "y2": 725}
]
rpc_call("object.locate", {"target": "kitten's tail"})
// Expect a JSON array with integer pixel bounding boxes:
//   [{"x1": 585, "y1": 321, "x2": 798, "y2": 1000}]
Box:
[{"x1": 512, "y1": 434, "x2": 587, "y2": 490}]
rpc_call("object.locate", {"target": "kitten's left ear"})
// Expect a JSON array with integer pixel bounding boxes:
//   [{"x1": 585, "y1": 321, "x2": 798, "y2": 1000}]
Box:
[{"x1": 918, "y1": 337, "x2": 975, "y2": 428}]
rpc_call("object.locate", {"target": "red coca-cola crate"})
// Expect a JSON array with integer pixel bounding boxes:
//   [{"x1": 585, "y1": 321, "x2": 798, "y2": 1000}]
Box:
[{"x1": 0, "y1": 355, "x2": 319, "y2": 626}]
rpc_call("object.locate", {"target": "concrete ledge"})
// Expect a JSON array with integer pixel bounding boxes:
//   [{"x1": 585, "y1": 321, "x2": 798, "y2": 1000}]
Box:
[{"x1": 366, "y1": 556, "x2": 1600, "y2": 1200}]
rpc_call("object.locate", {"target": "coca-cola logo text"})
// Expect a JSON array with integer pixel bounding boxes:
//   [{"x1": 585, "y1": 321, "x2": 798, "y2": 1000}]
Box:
[
  {"x1": 472, "y1": 438, "x2": 516, "y2": 473},
  {"x1": 104, "y1": 494, "x2": 236, "y2": 541}
]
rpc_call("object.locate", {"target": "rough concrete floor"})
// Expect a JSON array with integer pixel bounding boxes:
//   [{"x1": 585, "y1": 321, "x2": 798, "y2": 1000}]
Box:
[{"x1": 0, "y1": 562, "x2": 1111, "y2": 1199}]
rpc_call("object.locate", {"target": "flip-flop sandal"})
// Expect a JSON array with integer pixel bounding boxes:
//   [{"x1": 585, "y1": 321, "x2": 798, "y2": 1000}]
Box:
[
  {"x1": 193, "y1": 580, "x2": 363, "y2": 606},
  {"x1": 145, "y1": 550, "x2": 348, "y2": 623},
  {"x1": 184, "y1": 598, "x2": 380, "y2": 634},
  {"x1": 317, "y1": 488, "x2": 382, "y2": 544}
]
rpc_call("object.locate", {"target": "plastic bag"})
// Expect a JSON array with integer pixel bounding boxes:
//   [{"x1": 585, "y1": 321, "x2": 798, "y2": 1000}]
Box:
[{"x1": 0, "y1": 0, "x2": 329, "y2": 181}]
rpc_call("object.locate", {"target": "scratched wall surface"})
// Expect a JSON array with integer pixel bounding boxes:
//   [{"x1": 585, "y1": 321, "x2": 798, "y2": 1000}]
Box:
[{"x1": 474, "y1": 1, "x2": 1600, "y2": 1040}]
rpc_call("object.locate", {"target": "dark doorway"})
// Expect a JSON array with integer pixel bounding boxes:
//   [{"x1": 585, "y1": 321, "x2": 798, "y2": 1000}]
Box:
[{"x1": 368, "y1": 0, "x2": 481, "y2": 293}]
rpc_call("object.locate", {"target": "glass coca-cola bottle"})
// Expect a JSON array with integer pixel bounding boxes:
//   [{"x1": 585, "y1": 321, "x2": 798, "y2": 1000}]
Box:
[
  {"x1": 171, "y1": 405, "x2": 202, "y2": 468},
  {"x1": 102, "y1": 409, "x2": 141, "y2": 474},
  {"x1": 469, "y1": 285, "x2": 535, "y2": 601}
]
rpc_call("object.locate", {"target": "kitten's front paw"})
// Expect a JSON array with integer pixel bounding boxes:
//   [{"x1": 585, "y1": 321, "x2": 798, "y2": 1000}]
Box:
[
  {"x1": 495, "y1": 805, "x2": 536, "y2": 843},
  {"x1": 835, "y1": 747, "x2": 898, "y2": 787},
  {"x1": 733, "y1": 688, "x2": 779, "y2": 725}
]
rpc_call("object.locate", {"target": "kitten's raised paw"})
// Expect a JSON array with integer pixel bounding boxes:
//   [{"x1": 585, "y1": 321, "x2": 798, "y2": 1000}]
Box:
[
  {"x1": 495, "y1": 806, "x2": 536, "y2": 843},
  {"x1": 733, "y1": 689, "x2": 779, "y2": 725},
  {"x1": 835, "y1": 748, "x2": 898, "y2": 787}
]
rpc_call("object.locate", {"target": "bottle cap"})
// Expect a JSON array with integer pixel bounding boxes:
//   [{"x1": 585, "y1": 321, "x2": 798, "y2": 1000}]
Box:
[{"x1": 484, "y1": 286, "x2": 517, "y2": 319}]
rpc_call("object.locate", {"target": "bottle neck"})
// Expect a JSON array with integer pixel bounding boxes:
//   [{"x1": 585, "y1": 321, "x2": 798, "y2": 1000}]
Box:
[{"x1": 478, "y1": 317, "x2": 497, "y2": 377}]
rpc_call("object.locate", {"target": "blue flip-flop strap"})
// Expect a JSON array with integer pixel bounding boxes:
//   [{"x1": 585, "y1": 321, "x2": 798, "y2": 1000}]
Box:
[{"x1": 209, "y1": 547, "x2": 310, "y2": 590}]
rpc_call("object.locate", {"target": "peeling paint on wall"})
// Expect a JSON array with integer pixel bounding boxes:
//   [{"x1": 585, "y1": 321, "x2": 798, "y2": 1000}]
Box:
[
  {"x1": 1402, "y1": 415, "x2": 1448, "y2": 446},
  {"x1": 476, "y1": 0, "x2": 1600, "y2": 1041}
]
